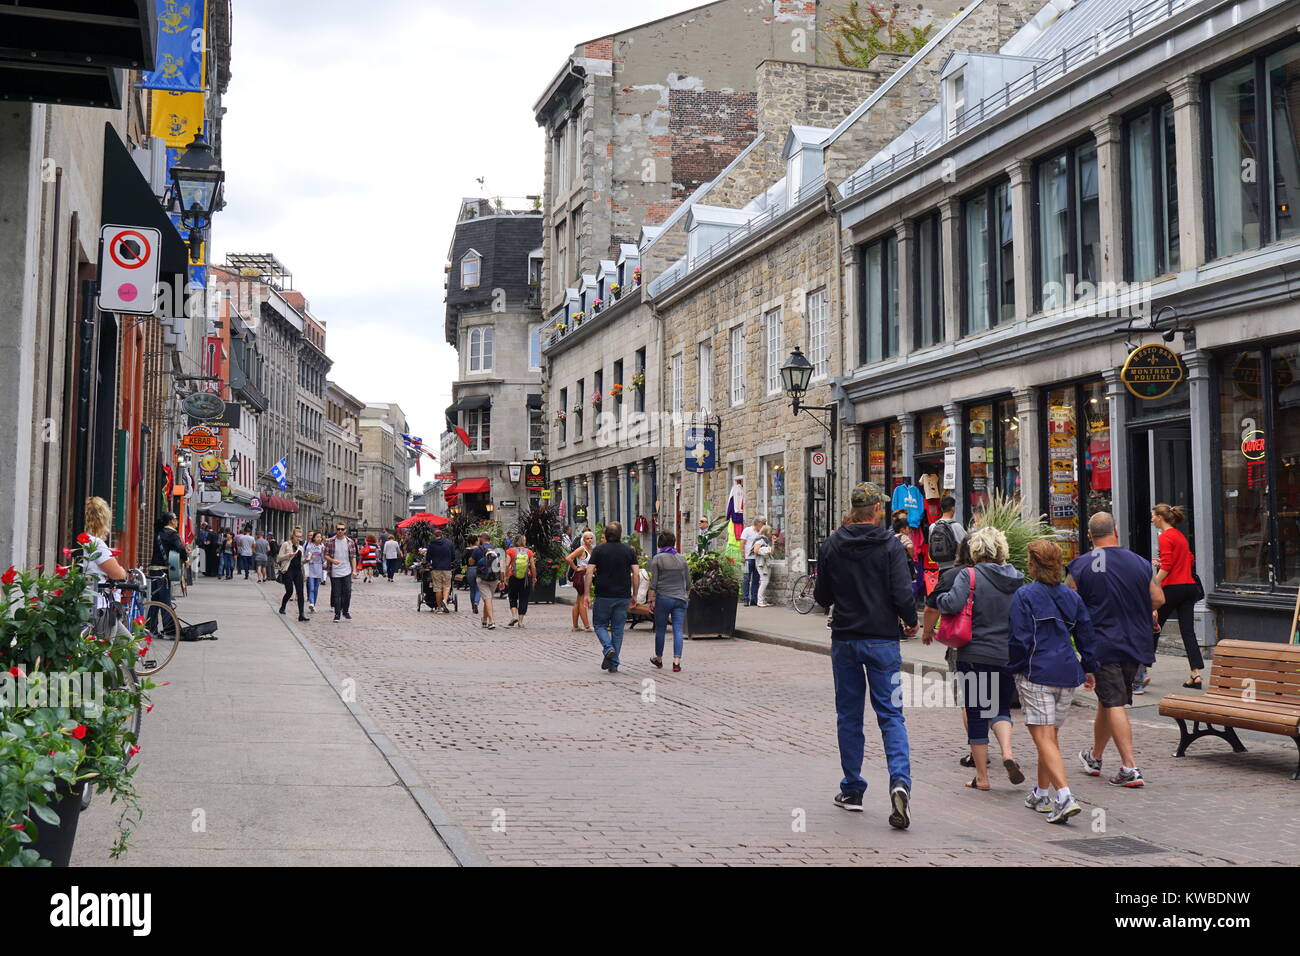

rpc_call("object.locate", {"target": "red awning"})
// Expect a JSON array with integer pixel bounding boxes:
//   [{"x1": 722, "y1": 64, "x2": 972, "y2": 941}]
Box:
[
  {"x1": 447, "y1": 477, "x2": 491, "y2": 496},
  {"x1": 261, "y1": 495, "x2": 299, "y2": 513}
]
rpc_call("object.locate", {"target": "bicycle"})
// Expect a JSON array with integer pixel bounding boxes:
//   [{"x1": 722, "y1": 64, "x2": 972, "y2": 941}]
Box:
[
  {"x1": 93, "y1": 569, "x2": 182, "y2": 676},
  {"x1": 789, "y1": 567, "x2": 819, "y2": 614}
]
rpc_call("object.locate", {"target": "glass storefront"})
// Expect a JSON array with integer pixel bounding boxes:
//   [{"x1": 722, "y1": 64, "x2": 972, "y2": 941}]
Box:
[
  {"x1": 1043, "y1": 380, "x2": 1112, "y2": 560},
  {"x1": 1218, "y1": 341, "x2": 1300, "y2": 588},
  {"x1": 761, "y1": 453, "x2": 786, "y2": 559},
  {"x1": 915, "y1": 408, "x2": 953, "y2": 503},
  {"x1": 865, "y1": 420, "x2": 902, "y2": 490},
  {"x1": 965, "y1": 397, "x2": 1021, "y2": 518}
]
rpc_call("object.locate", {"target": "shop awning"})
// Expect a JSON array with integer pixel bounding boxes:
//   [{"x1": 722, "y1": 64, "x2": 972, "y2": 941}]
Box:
[
  {"x1": 447, "y1": 394, "x2": 492, "y2": 414},
  {"x1": 198, "y1": 500, "x2": 262, "y2": 521},
  {"x1": 527, "y1": 393, "x2": 542, "y2": 410},
  {"x1": 260, "y1": 495, "x2": 299, "y2": 513},
  {"x1": 446, "y1": 477, "x2": 491, "y2": 496}
]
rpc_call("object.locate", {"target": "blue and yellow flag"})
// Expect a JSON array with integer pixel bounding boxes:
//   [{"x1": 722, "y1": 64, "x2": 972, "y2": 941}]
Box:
[
  {"x1": 139, "y1": 0, "x2": 206, "y2": 91},
  {"x1": 151, "y1": 90, "x2": 204, "y2": 147}
]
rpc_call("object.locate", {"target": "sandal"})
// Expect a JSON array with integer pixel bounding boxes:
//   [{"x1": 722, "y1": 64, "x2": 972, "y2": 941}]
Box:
[
  {"x1": 1004, "y1": 759, "x2": 1025, "y2": 785},
  {"x1": 959, "y1": 753, "x2": 975, "y2": 768},
  {"x1": 965, "y1": 778, "x2": 991, "y2": 791},
  {"x1": 1182, "y1": 677, "x2": 1202, "y2": 689}
]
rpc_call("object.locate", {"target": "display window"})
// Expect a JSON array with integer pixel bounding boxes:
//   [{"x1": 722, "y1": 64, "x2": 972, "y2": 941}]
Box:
[
  {"x1": 965, "y1": 397, "x2": 1022, "y2": 518},
  {"x1": 1042, "y1": 380, "x2": 1112, "y2": 560}
]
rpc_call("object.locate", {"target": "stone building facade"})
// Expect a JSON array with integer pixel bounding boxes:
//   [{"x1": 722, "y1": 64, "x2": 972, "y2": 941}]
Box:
[
  {"x1": 324, "y1": 381, "x2": 363, "y2": 530},
  {"x1": 359, "y1": 402, "x2": 411, "y2": 534},
  {"x1": 289, "y1": 301, "x2": 331, "y2": 533}
]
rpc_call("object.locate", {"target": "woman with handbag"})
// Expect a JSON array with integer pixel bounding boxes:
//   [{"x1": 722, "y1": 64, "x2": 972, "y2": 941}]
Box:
[
  {"x1": 1150, "y1": 503, "x2": 1203, "y2": 689},
  {"x1": 1008, "y1": 541, "x2": 1097, "y2": 824},
  {"x1": 754, "y1": 524, "x2": 775, "y2": 607},
  {"x1": 277, "y1": 527, "x2": 308, "y2": 622},
  {"x1": 934, "y1": 526, "x2": 1025, "y2": 791},
  {"x1": 566, "y1": 530, "x2": 595, "y2": 632},
  {"x1": 304, "y1": 531, "x2": 326, "y2": 613}
]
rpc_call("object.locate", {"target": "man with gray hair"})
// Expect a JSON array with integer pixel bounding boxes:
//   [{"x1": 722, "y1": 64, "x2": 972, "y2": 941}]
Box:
[
  {"x1": 1067, "y1": 512, "x2": 1165, "y2": 789},
  {"x1": 814, "y1": 481, "x2": 918, "y2": 829}
]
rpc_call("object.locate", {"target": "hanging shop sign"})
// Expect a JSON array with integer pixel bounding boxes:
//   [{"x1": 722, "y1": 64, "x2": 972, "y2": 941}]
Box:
[
  {"x1": 1120, "y1": 344, "x2": 1185, "y2": 400},
  {"x1": 179, "y1": 425, "x2": 220, "y2": 452},
  {"x1": 684, "y1": 426, "x2": 717, "y2": 474},
  {"x1": 524, "y1": 462, "x2": 548, "y2": 491},
  {"x1": 198, "y1": 452, "x2": 222, "y2": 483},
  {"x1": 187, "y1": 404, "x2": 240, "y2": 430}
]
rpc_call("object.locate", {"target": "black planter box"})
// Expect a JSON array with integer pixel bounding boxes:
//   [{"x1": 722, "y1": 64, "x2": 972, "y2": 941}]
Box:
[
  {"x1": 27, "y1": 778, "x2": 86, "y2": 867},
  {"x1": 686, "y1": 593, "x2": 738, "y2": 638},
  {"x1": 531, "y1": 580, "x2": 557, "y2": 605}
]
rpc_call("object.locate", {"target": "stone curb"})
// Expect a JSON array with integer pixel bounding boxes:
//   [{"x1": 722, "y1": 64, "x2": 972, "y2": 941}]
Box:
[{"x1": 258, "y1": 587, "x2": 491, "y2": 868}]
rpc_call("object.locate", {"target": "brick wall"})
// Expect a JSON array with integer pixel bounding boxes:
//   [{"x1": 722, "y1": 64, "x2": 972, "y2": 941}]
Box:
[{"x1": 668, "y1": 89, "x2": 759, "y2": 202}]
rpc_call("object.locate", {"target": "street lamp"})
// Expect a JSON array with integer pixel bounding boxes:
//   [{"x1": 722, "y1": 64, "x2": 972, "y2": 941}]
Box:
[
  {"x1": 170, "y1": 129, "x2": 225, "y2": 263},
  {"x1": 780, "y1": 346, "x2": 837, "y2": 543}
]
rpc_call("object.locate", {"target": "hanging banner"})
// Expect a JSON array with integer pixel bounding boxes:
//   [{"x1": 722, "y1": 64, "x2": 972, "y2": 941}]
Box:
[
  {"x1": 138, "y1": 0, "x2": 207, "y2": 92},
  {"x1": 151, "y1": 90, "x2": 205, "y2": 147}
]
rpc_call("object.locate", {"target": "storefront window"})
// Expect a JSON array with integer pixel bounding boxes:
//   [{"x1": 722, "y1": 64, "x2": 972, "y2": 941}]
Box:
[
  {"x1": 1044, "y1": 381, "x2": 1111, "y2": 561},
  {"x1": 999, "y1": 397, "x2": 1022, "y2": 500},
  {"x1": 865, "y1": 421, "x2": 903, "y2": 492},
  {"x1": 916, "y1": 408, "x2": 953, "y2": 504},
  {"x1": 967, "y1": 403, "x2": 993, "y2": 514},
  {"x1": 1083, "y1": 381, "x2": 1113, "y2": 528},
  {"x1": 761, "y1": 454, "x2": 786, "y2": 560},
  {"x1": 1219, "y1": 343, "x2": 1300, "y2": 588}
]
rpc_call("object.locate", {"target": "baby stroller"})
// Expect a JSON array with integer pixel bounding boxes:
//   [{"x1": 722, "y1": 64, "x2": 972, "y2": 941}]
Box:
[{"x1": 414, "y1": 561, "x2": 458, "y2": 612}]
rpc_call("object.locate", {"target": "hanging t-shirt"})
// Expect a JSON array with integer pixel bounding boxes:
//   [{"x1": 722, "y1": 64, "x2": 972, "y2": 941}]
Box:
[
  {"x1": 890, "y1": 484, "x2": 924, "y2": 528},
  {"x1": 919, "y1": 473, "x2": 941, "y2": 500}
]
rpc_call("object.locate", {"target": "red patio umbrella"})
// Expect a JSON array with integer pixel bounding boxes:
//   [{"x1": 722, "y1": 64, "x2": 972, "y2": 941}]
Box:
[{"x1": 398, "y1": 513, "x2": 450, "y2": 529}]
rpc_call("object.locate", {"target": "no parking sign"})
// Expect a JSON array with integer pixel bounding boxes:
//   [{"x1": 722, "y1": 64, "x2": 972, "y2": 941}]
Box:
[{"x1": 97, "y1": 224, "x2": 162, "y2": 315}]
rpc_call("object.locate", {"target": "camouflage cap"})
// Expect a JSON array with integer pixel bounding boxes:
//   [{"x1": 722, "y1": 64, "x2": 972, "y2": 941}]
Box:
[{"x1": 850, "y1": 481, "x2": 887, "y2": 509}]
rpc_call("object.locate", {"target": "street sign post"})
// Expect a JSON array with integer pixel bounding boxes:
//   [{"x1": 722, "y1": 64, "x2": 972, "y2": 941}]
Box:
[{"x1": 97, "y1": 224, "x2": 162, "y2": 315}]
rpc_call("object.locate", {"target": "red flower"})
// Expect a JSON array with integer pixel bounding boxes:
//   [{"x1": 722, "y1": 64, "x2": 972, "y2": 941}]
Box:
[
  {"x1": 8, "y1": 824, "x2": 24, "y2": 831},
  {"x1": 110, "y1": 548, "x2": 122, "y2": 558},
  {"x1": 138, "y1": 648, "x2": 147, "y2": 657},
  {"x1": 127, "y1": 746, "x2": 140, "y2": 758},
  {"x1": 7, "y1": 666, "x2": 20, "y2": 678},
  {"x1": 61, "y1": 548, "x2": 72, "y2": 560},
  {"x1": 1, "y1": 567, "x2": 15, "y2": 585},
  {"x1": 77, "y1": 533, "x2": 90, "y2": 545},
  {"x1": 48, "y1": 750, "x2": 56, "y2": 757},
  {"x1": 70, "y1": 724, "x2": 87, "y2": 740},
  {"x1": 133, "y1": 616, "x2": 146, "y2": 627},
  {"x1": 54, "y1": 565, "x2": 69, "y2": 577},
  {"x1": 51, "y1": 589, "x2": 63, "y2": 597},
  {"x1": 145, "y1": 704, "x2": 154, "y2": 714}
]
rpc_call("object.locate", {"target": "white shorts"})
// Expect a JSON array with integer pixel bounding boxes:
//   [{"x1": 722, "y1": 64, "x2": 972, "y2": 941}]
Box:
[{"x1": 1014, "y1": 675, "x2": 1075, "y2": 728}]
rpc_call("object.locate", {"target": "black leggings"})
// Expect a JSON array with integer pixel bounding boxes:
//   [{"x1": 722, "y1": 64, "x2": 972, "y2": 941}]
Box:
[
  {"x1": 507, "y1": 577, "x2": 532, "y2": 617},
  {"x1": 1157, "y1": 582, "x2": 1203, "y2": 670},
  {"x1": 280, "y1": 568, "x2": 305, "y2": 618}
]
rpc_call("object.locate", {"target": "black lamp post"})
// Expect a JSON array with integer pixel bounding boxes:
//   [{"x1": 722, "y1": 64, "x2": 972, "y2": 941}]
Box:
[
  {"x1": 170, "y1": 129, "x2": 225, "y2": 263},
  {"x1": 780, "y1": 346, "x2": 837, "y2": 543}
]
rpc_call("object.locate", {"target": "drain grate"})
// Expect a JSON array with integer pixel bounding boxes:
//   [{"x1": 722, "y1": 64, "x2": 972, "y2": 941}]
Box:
[{"x1": 1049, "y1": 836, "x2": 1167, "y2": 858}]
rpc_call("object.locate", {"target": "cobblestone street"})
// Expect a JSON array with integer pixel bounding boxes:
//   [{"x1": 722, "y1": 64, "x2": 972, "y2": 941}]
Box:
[{"x1": 297, "y1": 578, "x2": 1300, "y2": 866}]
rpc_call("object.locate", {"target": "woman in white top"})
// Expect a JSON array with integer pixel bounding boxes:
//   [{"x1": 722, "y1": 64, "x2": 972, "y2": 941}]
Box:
[
  {"x1": 304, "y1": 531, "x2": 326, "y2": 613},
  {"x1": 754, "y1": 523, "x2": 775, "y2": 607},
  {"x1": 82, "y1": 497, "x2": 127, "y2": 610},
  {"x1": 565, "y1": 529, "x2": 596, "y2": 631}
]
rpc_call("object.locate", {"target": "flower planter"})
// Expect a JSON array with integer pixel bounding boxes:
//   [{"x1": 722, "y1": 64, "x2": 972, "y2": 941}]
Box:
[
  {"x1": 27, "y1": 778, "x2": 86, "y2": 867},
  {"x1": 530, "y1": 579, "x2": 557, "y2": 605},
  {"x1": 686, "y1": 593, "x2": 737, "y2": 638}
]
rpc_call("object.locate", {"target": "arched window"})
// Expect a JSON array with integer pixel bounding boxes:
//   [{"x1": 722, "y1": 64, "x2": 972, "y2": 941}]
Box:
[
  {"x1": 467, "y1": 326, "x2": 494, "y2": 373},
  {"x1": 461, "y1": 250, "x2": 481, "y2": 289}
]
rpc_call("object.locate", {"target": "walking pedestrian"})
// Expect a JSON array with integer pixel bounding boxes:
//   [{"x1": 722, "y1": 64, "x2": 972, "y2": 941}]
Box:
[
  {"x1": 754, "y1": 523, "x2": 775, "y2": 607},
  {"x1": 926, "y1": 495, "x2": 967, "y2": 571},
  {"x1": 588, "y1": 522, "x2": 639, "y2": 673},
  {"x1": 1069, "y1": 512, "x2": 1164, "y2": 788},
  {"x1": 277, "y1": 526, "x2": 309, "y2": 621},
  {"x1": 199, "y1": 520, "x2": 220, "y2": 578},
  {"x1": 235, "y1": 525, "x2": 255, "y2": 579},
  {"x1": 383, "y1": 533, "x2": 401, "y2": 582},
  {"x1": 253, "y1": 532, "x2": 271, "y2": 582},
  {"x1": 813, "y1": 482, "x2": 917, "y2": 829},
  {"x1": 323, "y1": 522, "x2": 358, "y2": 622},
  {"x1": 922, "y1": 538, "x2": 980, "y2": 764},
  {"x1": 648, "y1": 531, "x2": 691, "y2": 672},
  {"x1": 1008, "y1": 540, "x2": 1097, "y2": 823},
  {"x1": 1148, "y1": 503, "x2": 1202, "y2": 689},
  {"x1": 935, "y1": 526, "x2": 1026, "y2": 792},
  {"x1": 504, "y1": 534, "x2": 537, "y2": 628},
  {"x1": 566, "y1": 530, "x2": 595, "y2": 631},
  {"x1": 740, "y1": 516, "x2": 764, "y2": 607},
  {"x1": 466, "y1": 532, "x2": 492, "y2": 616},
  {"x1": 424, "y1": 527, "x2": 455, "y2": 612},
  {"x1": 474, "y1": 534, "x2": 499, "y2": 629},
  {"x1": 359, "y1": 535, "x2": 379, "y2": 583},
  {"x1": 220, "y1": 531, "x2": 236, "y2": 579},
  {"x1": 304, "y1": 531, "x2": 325, "y2": 613}
]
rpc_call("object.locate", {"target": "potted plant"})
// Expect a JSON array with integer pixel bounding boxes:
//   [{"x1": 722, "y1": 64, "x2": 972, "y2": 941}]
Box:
[
  {"x1": 632, "y1": 266, "x2": 642, "y2": 287},
  {"x1": 511, "y1": 505, "x2": 564, "y2": 604},
  {"x1": 1, "y1": 543, "x2": 153, "y2": 866},
  {"x1": 571, "y1": 311, "x2": 584, "y2": 327},
  {"x1": 609, "y1": 383, "x2": 624, "y2": 401},
  {"x1": 685, "y1": 550, "x2": 741, "y2": 638},
  {"x1": 631, "y1": 372, "x2": 646, "y2": 390},
  {"x1": 592, "y1": 297, "x2": 603, "y2": 313},
  {"x1": 553, "y1": 410, "x2": 567, "y2": 428},
  {"x1": 609, "y1": 281, "x2": 621, "y2": 299},
  {"x1": 590, "y1": 391, "x2": 602, "y2": 409}
]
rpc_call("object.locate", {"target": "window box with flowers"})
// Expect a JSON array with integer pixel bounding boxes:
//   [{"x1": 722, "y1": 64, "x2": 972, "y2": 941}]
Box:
[
  {"x1": 632, "y1": 267, "x2": 642, "y2": 287},
  {"x1": 592, "y1": 298, "x2": 604, "y2": 314},
  {"x1": 631, "y1": 372, "x2": 646, "y2": 391},
  {"x1": 609, "y1": 282, "x2": 621, "y2": 300},
  {"x1": 553, "y1": 410, "x2": 567, "y2": 428},
  {"x1": 590, "y1": 391, "x2": 602, "y2": 410},
  {"x1": 609, "y1": 383, "x2": 625, "y2": 402},
  {"x1": 571, "y1": 312, "x2": 585, "y2": 328}
]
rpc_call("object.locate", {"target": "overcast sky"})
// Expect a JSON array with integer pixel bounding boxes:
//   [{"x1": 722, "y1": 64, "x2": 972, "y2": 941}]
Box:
[{"x1": 213, "y1": 0, "x2": 691, "y2": 486}]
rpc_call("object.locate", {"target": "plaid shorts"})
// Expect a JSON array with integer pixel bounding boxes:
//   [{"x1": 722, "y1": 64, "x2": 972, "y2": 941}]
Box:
[{"x1": 1013, "y1": 675, "x2": 1075, "y2": 727}]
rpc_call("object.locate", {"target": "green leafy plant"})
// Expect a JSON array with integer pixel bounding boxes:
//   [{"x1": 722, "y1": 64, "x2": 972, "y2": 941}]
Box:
[
  {"x1": 970, "y1": 491, "x2": 1057, "y2": 580},
  {"x1": 695, "y1": 515, "x2": 730, "y2": 552},
  {"x1": 686, "y1": 550, "x2": 741, "y2": 600},
  {"x1": 828, "y1": 1, "x2": 934, "y2": 69},
  {"x1": 0, "y1": 542, "x2": 153, "y2": 865},
  {"x1": 513, "y1": 505, "x2": 565, "y2": 585}
]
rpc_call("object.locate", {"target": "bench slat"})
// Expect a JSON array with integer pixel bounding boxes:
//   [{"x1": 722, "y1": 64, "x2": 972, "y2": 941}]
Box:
[
  {"x1": 1212, "y1": 641, "x2": 1300, "y2": 662},
  {"x1": 1212, "y1": 665, "x2": 1300, "y2": 686},
  {"x1": 1208, "y1": 677, "x2": 1300, "y2": 699},
  {"x1": 1160, "y1": 694, "x2": 1300, "y2": 722},
  {"x1": 1158, "y1": 706, "x2": 1300, "y2": 735}
]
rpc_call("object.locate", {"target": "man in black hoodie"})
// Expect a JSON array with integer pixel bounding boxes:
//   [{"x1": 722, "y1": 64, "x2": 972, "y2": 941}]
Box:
[{"x1": 814, "y1": 481, "x2": 918, "y2": 829}]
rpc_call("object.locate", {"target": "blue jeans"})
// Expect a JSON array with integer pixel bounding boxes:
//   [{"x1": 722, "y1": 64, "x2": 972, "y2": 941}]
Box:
[
  {"x1": 219, "y1": 553, "x2": 234, "y2": 578},
  {"x1": 744, "y1": 558, "x2": 759, "y2": 604},
  {"x1": 592, "y1": 596, "x2": 629, "y2": 668},
  {"x1": 955, "y1": 662, "x2": 1013, "y2": 745},
  {"x1": 653, "y1": 595, "x2": 687, "y2": 659},
  {"x1": 830, "y1": 638, "x2": 911, "y2": 795},
  {"x1": 306, "y1": 576, "x2": 321, "y2": 606},
  {"x1": 466, "y1": 569, "x2": 479, "y2": 608}
]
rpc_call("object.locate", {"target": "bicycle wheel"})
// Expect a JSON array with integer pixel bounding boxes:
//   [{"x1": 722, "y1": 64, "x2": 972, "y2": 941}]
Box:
[
  {"x1": 790, "y1": 574, "x2": 816, "y2": 614},
  {"x1": 134, "y1": 601, "x2": 181, "y2": 677}
]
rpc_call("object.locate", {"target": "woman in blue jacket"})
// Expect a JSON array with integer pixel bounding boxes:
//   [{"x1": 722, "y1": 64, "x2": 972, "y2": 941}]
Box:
[{"x1": 1008, "y1": 540, "x2": 1098, "y2": 825}]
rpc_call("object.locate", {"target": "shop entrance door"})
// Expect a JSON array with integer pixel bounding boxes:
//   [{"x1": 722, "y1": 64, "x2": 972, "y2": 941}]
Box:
[{"x1": 1128, "y1": 421, "x2": 1193, "y2": 562}]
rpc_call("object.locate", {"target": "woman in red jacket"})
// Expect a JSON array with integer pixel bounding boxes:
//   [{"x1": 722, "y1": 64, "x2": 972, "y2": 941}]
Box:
[{"x1": 1152, "y1": 503, "x2": 1203, "y2": 688}]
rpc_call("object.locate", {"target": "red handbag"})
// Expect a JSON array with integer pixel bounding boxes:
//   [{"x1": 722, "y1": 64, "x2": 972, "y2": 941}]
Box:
[{"x1": 935, "y1": 568, "x2": 975, "y2": 649}]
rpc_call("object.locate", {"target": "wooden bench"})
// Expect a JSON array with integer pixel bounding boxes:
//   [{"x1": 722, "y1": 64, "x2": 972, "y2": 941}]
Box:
[{"x1": 1158, "y1": 639, "x2": 1300, "y2": 780}]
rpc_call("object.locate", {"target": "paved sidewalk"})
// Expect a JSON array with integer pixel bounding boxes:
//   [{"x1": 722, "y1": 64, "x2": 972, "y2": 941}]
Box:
[{"x1": 72, "y1": 577, "x2": 457, "y2": 866}]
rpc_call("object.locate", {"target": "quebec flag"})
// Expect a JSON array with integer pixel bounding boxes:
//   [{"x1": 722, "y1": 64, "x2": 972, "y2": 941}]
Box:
[{"x1": 270, "y1": 456, "x2": 288, "y2": 491}]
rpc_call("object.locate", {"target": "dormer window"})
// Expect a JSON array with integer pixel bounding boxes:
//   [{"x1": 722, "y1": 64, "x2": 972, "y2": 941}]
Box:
[{"x1": 461, "y1": 250, "x2": 482, "y2": 289}]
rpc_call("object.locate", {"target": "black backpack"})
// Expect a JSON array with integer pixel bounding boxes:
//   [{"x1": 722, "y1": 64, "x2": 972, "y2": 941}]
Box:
[{"x1": 929, "y1": 518, "x2": 958, "y2": 565}]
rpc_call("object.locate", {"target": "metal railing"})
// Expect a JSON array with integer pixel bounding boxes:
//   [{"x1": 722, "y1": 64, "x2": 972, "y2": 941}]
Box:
[
  {"x1": 841, "y1": 0, "x2": 1198, "y2": 198},
  {"x1": 646, "y1": 175, "x2": 828, "y2": 298}
]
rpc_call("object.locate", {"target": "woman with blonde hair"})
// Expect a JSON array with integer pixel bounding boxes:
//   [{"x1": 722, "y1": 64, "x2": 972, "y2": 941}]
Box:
[
  {"x1": 566, "y1": 529, "x2": 596, "y2": 631},
  {"x1": 276, "y1": 526, "x2": 309, "y2": 621},
  {"x1": 754, "y1": 523, "x2": 775, "y2": 606},
  {"x1": 935, "y1": 525, "x2": 1026, "y2": 791},
  {"x1": 81, "y1": 497, "x2": 127, "y2": 607}
]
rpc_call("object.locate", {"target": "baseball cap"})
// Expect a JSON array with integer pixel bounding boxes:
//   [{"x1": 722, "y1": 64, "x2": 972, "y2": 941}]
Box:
[{"x1": 850, "y1": 481, "x2": 887, "y2": 509}]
